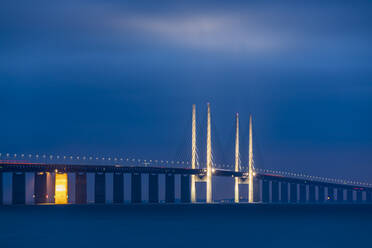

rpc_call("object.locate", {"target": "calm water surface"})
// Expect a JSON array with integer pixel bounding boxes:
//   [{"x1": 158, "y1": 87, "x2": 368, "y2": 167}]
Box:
[{"x1": 0, "y1": 204, "x2": 371, "y2": 248}]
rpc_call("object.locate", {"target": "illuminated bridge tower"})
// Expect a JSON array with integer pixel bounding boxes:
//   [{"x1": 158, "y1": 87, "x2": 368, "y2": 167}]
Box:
[
  {"x1": 248, "y1": 115, "x2": 254, "y2": 203},
  {"x1": 191, "y1": 104, "x2": 197, "y2": 203},
  {"x1": 206, "y1": 103, "x2": 213, "y2": 203},
  {"x1": 234, "y1": 113, "x2": 240, "y2": 203}
]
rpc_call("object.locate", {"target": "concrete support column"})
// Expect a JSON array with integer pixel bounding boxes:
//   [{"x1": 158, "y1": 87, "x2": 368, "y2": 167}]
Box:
[
  {"x1": 94, "y1": 172, "x2": 105, "y2": 204},
  {"x1": 131, "y1": 173, "x2": 141, "y2": 203},
  {"x1": 280, "y1": 182, "x2": 288, "y2": 203},
  {"x1": 290, "y1": 183, "x2": 298, "y2": 203},
  {"x1": 327, "y1": 187, "x2": 334, "y2": 202},
  {"x1": 113, "y1": 173, "x2": 124, "y2": 204},
  {"x1": 148, "y1": 174, "x2": 159, "y2": 203},
  {"x1": 75, "y1": 172, "x2": 87, "y2": 204},
  {"x1": 34, "y1": 172, "x2": 47, "y2": 204},
  {"x1": 336, "y1": 188, "x2": 344, "y2": 202},
  {"x1": 299, "y1": 184, "x2": 306, "y2": 203},
  {"x1": 12, "y1": 172, "x2": 26, "y2": 205},
  {"x1": 0, "y1": 172, "x2": 2, "y2": 205},
  {"x1": 318, "y1": 186, "x2": 325, "y2": 203},
  {"x1": 356, "y1": 191, "x2": 363, "y2": 203},
  {"x1": 366, "y1": 190, "x2": 372, "y2": 203},
  {"x1": 346, "y1": 189, "x2": 353, "y2": 203},
  {"x1": 165, "y1": 174, "x2": 175, "y2": 203},
  {"x1": 181, "y1": 174, "x2": 190, "y2": 203},
  {"x1": 253, "y1": 178, "x2": 260, "y2": 202},
  {"x1": 309, "y1": 185, "x2": 316, "y2": 203},
  {"x1": 262, "y1": 180, "x2": 269, "y2": 203},
  {"x1": 272, "y1": 181, "x2": 279, "y2": 203}
]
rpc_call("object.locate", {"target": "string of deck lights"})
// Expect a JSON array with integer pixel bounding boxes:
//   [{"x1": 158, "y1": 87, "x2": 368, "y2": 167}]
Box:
[{"x1": 0, "y1": 152, "x2": 371, "y2": 187}]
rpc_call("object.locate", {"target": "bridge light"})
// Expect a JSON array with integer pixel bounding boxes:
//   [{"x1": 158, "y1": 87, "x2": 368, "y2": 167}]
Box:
[{"x1": 212, "y1": 168, "x2": 216, "y2": 173}]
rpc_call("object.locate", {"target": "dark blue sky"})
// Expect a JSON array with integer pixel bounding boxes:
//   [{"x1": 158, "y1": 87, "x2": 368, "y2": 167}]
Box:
[{"x1": 1, "y1": 0, "x2": 372, "y2": 182}]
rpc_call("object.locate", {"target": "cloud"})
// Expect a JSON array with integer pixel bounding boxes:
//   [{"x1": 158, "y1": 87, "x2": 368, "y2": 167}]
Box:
[{"x1": 111, "y1": 12, "x2": 287, "y2": 54}]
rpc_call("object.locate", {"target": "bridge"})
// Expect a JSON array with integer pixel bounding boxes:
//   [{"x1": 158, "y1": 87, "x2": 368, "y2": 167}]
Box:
[{"x1": 1, "y1": 103, "x2": 371, "y2": 205}]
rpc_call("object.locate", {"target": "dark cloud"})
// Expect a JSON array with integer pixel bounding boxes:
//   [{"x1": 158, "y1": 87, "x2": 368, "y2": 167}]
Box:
[{"x1": 1, "y1": 0, "x2": 372, "y2": 183}]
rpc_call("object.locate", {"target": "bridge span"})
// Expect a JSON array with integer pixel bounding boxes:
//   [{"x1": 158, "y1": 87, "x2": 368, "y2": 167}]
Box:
[{"x1": 1, "y1": 162, "x2": 371, "y2": 205}]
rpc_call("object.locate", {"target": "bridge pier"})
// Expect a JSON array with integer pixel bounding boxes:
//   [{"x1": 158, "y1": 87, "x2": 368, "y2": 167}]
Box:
[
  {"x1": 0, "y1": 172, "x2": 2, "y2": 205},
  {"x1": 318, "y1": 186, "x2": 325, "y2": 203},
  {"x1": 356, "y1": 190, "x2": 363, "y2": 203},
  {"x1": 290, "y1": 183, "x2": 298, "y2": 203},
  {"x1": 75, "y1": 172, "x2": 87, "y2": 204},
  {"x1": 271, "y1": 181, "x2": 279, "y2": 203},
  {"x1": 336, "y1": 188, "x2": 344, "y2": 202},
  {"x1": 280, "y1": 182, "x2": 288, "y2": 203},
  {"x1": 165, "y1": 174, "x2": 175, "y2": 203},
  {"x1": 299, "y1": 184, "x2": 306, "y2": 203},
  {"x1": 12, "y1": 172, "x2": 25, "y2": 205},
  {"x1": 346, "y1": 189, "x2": 353, "y2": 203},
  {"x1": 366, "y1": 190, "x2": 372, "y2": 203},
  {"x1": 149, "y1": 174, "x2": 159, "y2": 203},
  {"x1": 309, "y1": 185, "x2": 316, "y2": 203},
  {"x1": 34, "y1": 172, "x2": 47, "y2": 204},
  {"x1": 327, "y1": 187, "x2": 334, "y2": 202},
  {"x1": 262, "y1": 179, "x2": 269, "y2": 203},
  {"x1": 95, "y1": 172, "x2": 106, "y2": 204},
  {"x1": 253, "y1": 178, "x2": 260, "y2": 202},
  {"x1": 131, "y1": 173, "x2": 141, "y2": 203},
  {"x1": 181, "y1": 174, "x2": 190, "y2": 203},
  {"x1": 113, "y1": 173, "x2": 124, "y2": 204}
]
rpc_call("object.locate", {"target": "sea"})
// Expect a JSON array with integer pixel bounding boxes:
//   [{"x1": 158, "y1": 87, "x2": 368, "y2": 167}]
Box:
[{"x1": 0, "y1": 204, "x2": 371, "y2": 248}]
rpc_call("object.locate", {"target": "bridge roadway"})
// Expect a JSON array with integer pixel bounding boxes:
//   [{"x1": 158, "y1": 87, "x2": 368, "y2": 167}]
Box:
[{"x1": 0, "y1": 162, "x2": 371, "y2": 204}]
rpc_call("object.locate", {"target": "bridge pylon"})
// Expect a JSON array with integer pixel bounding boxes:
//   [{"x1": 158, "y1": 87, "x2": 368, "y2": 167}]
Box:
[
  {"x1": 234, "y1": 113, "x2": 240, "y2": 203},
  {"x1": 191, "y1": 104, "x2": 197, "y2": 203},
  {"x1": 206, "y1": 103, "x2": 212, "y2": 203},
  {"x1": 248, "y1": 115, "x2": 254, "y2": 203}
]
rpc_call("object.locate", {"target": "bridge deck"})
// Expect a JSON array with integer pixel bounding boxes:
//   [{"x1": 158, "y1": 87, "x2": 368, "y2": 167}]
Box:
[{"x1": 0, "y1": 162, "x2": 370, "y2": 191}]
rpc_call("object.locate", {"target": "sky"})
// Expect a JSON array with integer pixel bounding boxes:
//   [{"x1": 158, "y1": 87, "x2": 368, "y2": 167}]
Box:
[{"x1": 1, "y1": 0, "x2": 372, "y2": 184}]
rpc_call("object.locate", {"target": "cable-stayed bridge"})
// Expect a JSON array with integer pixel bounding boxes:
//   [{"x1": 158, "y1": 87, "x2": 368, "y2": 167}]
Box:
[{"x1": 1, "y1": 104, "x2": 371, "y2": 205}]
